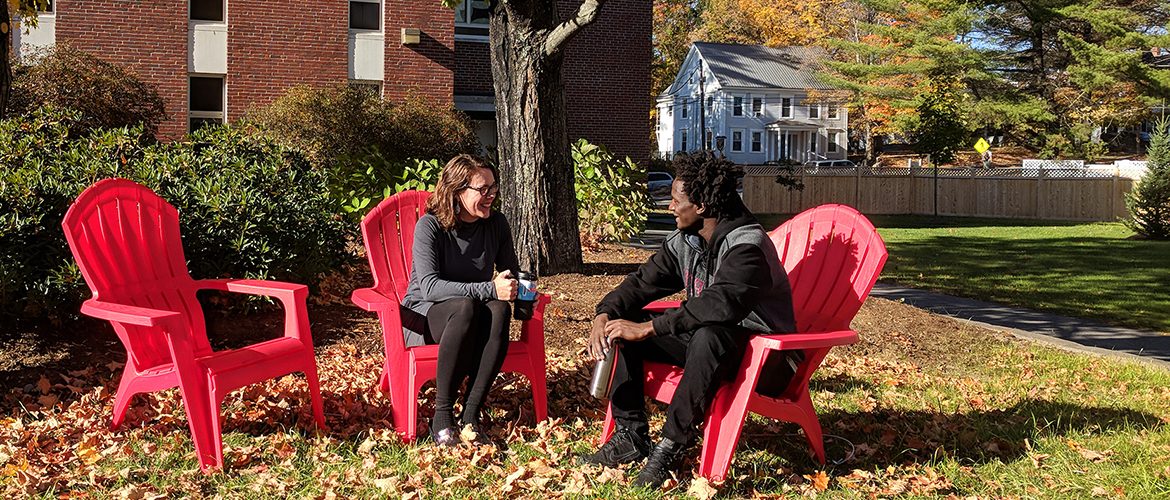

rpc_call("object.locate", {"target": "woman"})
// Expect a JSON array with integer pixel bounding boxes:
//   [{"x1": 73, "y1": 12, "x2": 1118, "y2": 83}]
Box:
[{"x1": 401, "y1": 154, "x2": 519, "y2": 446}]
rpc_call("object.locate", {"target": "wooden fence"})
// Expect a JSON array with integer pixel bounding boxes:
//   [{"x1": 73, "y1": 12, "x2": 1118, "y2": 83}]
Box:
[{"x1": 742, "y1": 166, "x2": 1140, "y2": 221}]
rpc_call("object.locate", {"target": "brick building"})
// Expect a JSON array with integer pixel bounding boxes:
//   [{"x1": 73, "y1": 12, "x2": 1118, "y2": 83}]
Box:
[{"x1": 14, "y1": 0, "x2": 651, "y2": 161}]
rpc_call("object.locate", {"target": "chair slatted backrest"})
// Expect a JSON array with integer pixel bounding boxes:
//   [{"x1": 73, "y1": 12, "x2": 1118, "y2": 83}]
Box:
[
  {"x1": 769, "y1": 204, "x2": 888, "y2": 333},
  {"x1": 360, "y1": 190, "x2": 431, "y2": 302},
  {"x1": 62, "y1": 179, "x2": 210, "y2": 367}
]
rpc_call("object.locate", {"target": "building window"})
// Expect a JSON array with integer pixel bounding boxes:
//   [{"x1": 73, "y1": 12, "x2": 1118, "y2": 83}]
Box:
[
  {"x1": 827, "y1": 105, "x2": 839, "y2": 119},
  {"x1": 752, "y1": 97, "x2": 763, "y2": 116},
  {"x1": 706, "y1": 129, "x2": 713, "y2": 149},
  {"x1": 731, "y1": 129, "x2": 744, "y2": 152},
  {"x1": 681, "y1": 102, "x2": 688, "y2": 119},
  {"x1": 828, "y1": 131, "x2": 839, "y2": 153},
  {"x1": 189, "y1": 75, "x2": 224, "y2": 132},
  {"x1": 781, "y1": 97, "x2": 792, "y2": 118},
  {"x1": 681, "y1": 130, "x2": 688, "y2": 152},
  {"x1": 733, "y1": 96, "x2": 743, "y2": 116},
  {"x1": 350, "y1": 0, "x2": 380, "y2": 30},
  {"x1": 809, "y1": 104, "x2": 820, "y2": 119},
  {"x1": 190, "y1": 0, "x2": 224, "y2": 22},
  {"x1": 667, "y1": 106, "x2": 672, "y2": 117},
  {"x1": 455, "y1": 0, "x2": 491, "y2": 26},
  {"x1": 751, "y1": 131, "x2": 762, "y2": 152},
  {"x1": 41, "y1": 0, "x2": 54, "y2": 13}
]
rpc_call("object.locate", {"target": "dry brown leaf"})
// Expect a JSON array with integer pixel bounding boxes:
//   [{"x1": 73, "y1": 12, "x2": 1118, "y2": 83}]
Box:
[
  {"x1": 1077, "y1": 448, "x2": 1112, "y2": 463},
  {"x1": 1091, "y1": 486, "x2": 1109, "y2": 497},
  {"x1": 804, "y1": 470, "x2": 830, "y2": 492},
  {"x1": 687, "y1": 476, "x2": 720, "y2": 499}
]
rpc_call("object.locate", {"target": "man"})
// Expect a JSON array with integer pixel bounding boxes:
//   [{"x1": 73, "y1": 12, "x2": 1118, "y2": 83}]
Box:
[{"x1": 579, "y1": 152, "x2": 796, "y2": 487}]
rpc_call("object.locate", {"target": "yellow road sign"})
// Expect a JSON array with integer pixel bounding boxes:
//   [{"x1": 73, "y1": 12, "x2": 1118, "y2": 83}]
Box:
[{"x1": 974, "y1": 137, "x2": 991, "y2": 153}]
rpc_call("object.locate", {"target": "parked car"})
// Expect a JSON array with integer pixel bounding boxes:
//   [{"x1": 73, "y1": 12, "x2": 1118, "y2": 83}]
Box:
[
  {"x1": 647, "y1": 171, "x2": 674, "y2": 198},
  {"x1": 805, "y1": 159, "x2": 858, "y2": 169}
]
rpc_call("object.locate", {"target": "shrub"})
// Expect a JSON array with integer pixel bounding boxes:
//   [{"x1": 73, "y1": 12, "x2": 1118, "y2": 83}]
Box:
[
  {"x1": 335, "y1": 154, "x2": 442, "y2": 216},
  {"x1": 1125, "y1": 119, "x2": 1170, "y2": 239},
  {"x1": 572, "y1": 139, "x2": 650, "y2": 248},
  {"x1": 10, "y1": 45, "x2": 168, "y2": 137},
  {"x1": 249, "y1": 85, "x2": 477, "y2": 170},
  {"x1": 0, "y1": 108, "x2": 349, "y2": 324}
]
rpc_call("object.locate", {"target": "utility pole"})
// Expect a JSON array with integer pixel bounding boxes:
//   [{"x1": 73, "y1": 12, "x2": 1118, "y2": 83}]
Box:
[{"x1": 699, "y1": 63, "x2": 706, "y2": 151}]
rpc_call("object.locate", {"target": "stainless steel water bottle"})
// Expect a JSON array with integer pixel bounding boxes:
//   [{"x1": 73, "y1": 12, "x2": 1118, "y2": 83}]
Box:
[{"x1": 589, "y1": 340, "x2": 621, "y2": 399}]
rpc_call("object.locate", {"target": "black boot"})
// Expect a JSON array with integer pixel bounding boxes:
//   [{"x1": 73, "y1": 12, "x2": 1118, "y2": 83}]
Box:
[
  {"x1": 633, "y1": 437, "x2": 688, "y2": 488},
  {"x1": 578, "y1": 425, "x2": 651, "y2": 467}
]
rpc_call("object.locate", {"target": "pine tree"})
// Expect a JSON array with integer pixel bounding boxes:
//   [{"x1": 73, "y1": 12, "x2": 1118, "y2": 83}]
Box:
[{"x1": 1125, "y1": 119, "x2": 1170, "y2": 239}]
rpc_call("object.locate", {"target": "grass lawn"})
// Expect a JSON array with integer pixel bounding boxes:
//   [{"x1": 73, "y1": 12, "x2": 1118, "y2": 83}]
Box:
[
  {"x1": 749, "y1": 214, "x2": 1170, "y2": 333},
  {"x1": 2, "y1": 248, "x2": 1169, "y2": 498}
]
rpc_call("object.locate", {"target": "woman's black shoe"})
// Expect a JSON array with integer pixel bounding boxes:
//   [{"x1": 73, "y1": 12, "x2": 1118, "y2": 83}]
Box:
[
  {"x1": 578, "y1": 425, "x2": 651, "y2": 467},
  {"x1": 433, "y1": 426, "x2": 461, "y2": 447}
]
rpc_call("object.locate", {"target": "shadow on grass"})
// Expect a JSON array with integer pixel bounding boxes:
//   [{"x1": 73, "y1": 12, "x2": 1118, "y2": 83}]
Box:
[
  {"x1": 735, "y1": 395, "x2": 1163, "y2": 472},
  {"x1": 755, "y1": 214, "x2": 1095, "y2": 230}
]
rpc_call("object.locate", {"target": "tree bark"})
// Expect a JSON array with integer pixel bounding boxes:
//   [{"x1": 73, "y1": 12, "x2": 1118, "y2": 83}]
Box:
[
  {"x1": 1, "y1": 1, "x2": 12, "y2": 119},
  {"x1": 489, "y1": 0, "x2": 604, "y2": 275}
]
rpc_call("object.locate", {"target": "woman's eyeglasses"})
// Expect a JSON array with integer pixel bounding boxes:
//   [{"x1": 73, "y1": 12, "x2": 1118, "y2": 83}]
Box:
[{"x1": 464, "y1": 183, "x2": 499, "y2": 196}]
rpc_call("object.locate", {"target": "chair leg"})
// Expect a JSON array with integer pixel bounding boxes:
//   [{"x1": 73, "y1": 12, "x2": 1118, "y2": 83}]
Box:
[
  {"x1": 528, "y1": 356, "x2": 549, "y2": 423},
  {"x1": 110, "y1": 371, "x2": 138, "y2": 430},
  {"x1": 210, "y1": 391, "x2": 226, "y2": 471},
  {"x1": 175, "y1": 381, "x2": 219, "y2": 472},
  {"x1": 378, "y1": 361, "x2": 391, "y2": 393},
  {"x1": 303, "y1": 360, "x2": 327, "y2": 430},
  {"x1": 599, "y1": 402, "x2": 616, "y2": 445},
  {"x1": 697, "y1": 382, "x2": 754, "y2": 482},
  {"x1": 794, "y1": 391, "x2": 826, "y2": 465}
]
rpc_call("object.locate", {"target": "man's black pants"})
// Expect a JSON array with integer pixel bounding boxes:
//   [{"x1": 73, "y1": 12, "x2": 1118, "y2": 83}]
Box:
[{"x1": 608, "y1": 324, "x2": 750, "y2": 444}]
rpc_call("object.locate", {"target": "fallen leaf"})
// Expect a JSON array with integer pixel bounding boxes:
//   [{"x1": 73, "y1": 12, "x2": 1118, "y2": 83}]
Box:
[
  {"x1": 1091, "y1": 486, "x2": 1108, "y2": 496},
  {"x1": 687, "y1": 476, "x2": 719, "y2": 499},
  {"x1": 804, "y1": 470, "x2": 830, "y2": 492},
  {"x1": 1077, "y1": 448, "x2": 1112, "y2": 463}
]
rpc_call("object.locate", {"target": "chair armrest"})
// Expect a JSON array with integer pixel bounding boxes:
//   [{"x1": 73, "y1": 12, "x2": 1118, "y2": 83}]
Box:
[
  {"x1": 518, "y1": 294, "x2": 551, "y2": 343},
  {"x1": 643, "y1": 300, "x2": 682, "y2": 313},
  {"x1": 750, "y1": 330, "x2": 859, "y2": 352},
  {"x1": 351, "y1": 287, "x2": 398, "y2": 312},
  {"x1": 195, "y1": 278, "x2": 308, "y2": 302},
  {"x1": 80, "y1": 299, "x2": 182, "y2": 328}
]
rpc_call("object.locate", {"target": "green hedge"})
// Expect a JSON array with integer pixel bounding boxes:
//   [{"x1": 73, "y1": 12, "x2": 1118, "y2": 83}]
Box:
[{"x1": 0, "y1": 108, "x2": 349, "y2": 324}]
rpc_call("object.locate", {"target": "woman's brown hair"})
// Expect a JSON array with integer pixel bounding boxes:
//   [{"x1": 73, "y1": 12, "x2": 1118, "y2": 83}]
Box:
[{"x1": 427, "y1": 154, "x2": 498, "y2": 230}]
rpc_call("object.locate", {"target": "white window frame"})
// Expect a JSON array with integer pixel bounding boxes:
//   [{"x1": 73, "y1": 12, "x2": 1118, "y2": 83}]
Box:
[
  {"x1": 189, "y1": 74, "x2": 226, "y2": 131},
  {"x1": 680, "y1": 129, "x2": 688, "y2": 152},
  {"x1": 349, "y1": 0, "x2": 381, "y2": 32},
  {"x1": 828, "y1": 131, "x2": 839, "y2": 153},
  {"x1": 827, "y1": 105, "x2": 839, "y2": 119},
  {"x1": 808, "y1": 104, "x2": 820, "y2": 119},
  {"x1": 751, "y1": 131, "x2": 763, "y2": 152},
  {"x1": 781, "y1": 97, "x2": 793, "y2": 118},
  {"x1": 41, "y1": 0, "x2": 55, "y2": 14},
  {"x1": 732, "y1": 96, "x2": 744, "y2": 116},
  {"x1": 731, "y1": 128, "x2": 744, "y2": 152},
  {"x1": 349, "y1": 79, "x2": 382, "y2": 97},
  {"x1": 681, "y1": 102, "x2": 688, "y2": 119},
  {"x1": 752, "y1": 97, "x2": 763, "y2": 117}
]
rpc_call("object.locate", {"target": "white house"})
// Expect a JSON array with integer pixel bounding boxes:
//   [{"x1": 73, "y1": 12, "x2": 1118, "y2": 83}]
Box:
[{"x1": 656, "y1": 42, "x2": 848, "y2": 165}]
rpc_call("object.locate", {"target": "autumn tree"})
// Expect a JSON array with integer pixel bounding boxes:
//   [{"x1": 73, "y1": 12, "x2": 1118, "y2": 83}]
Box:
[
  {"x1": 968, "y1": 0, "x2": 1170, "y2": 155},
  {"x1": 1, "y1": 1, "x2": 51, "y2": 118},
  {"x1": 439, "y1": 0, "x2": 610, "y2": 274},
  {"x1": 912, "y1": 75, "x2": 970, "y2": 165},
  {"x1": 652, "y1": 0, "x2": 703, "y2": 95}
]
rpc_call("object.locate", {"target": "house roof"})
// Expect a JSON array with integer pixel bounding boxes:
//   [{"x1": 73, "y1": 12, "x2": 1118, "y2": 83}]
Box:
[{"x1": 691, "y1": 42, "x2": 833, "y2": 92}]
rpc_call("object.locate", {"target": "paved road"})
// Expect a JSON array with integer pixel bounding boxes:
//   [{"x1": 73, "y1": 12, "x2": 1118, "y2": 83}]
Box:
[{"x1": 869, "y1": 284, "x2": 1169, "y2": 368}]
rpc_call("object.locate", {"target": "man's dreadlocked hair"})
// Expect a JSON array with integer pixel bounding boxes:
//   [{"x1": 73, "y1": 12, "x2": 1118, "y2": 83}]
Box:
[{"x1": 673, "y1": 151, "x2": 745, "y2": 219}]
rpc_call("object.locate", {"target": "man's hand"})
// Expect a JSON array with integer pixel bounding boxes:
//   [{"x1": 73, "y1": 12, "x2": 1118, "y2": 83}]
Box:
[
  {"x1": 493, "y1": 270, "x2": 518, "y2": 301},
  {"x1": 588, "y1": 314, "x2": 611, "y2": 361},
  {"x1": 604, "y1": 319, "x2": 654, "y2": 344}
]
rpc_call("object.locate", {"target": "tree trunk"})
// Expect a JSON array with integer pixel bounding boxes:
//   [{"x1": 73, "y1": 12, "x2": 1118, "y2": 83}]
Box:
[
  {"x1": 489, "y1": 0, "x2": 604, "y2": 275},
  {"x1": 0, "y1": 1, "x2": 12, "y2": 119}
]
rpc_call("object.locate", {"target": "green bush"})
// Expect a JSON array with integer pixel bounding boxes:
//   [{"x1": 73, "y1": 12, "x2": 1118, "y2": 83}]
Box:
[
  {"x1": 1126, "y1": 119, "x2": 1170, "y2": 239},
  {"x1": 335, "y1": 155, "x2": 442, "y2": 215},
  {"x1": 572, "y1": 139, "x2": 650, "y2": 247},
  {"x1": 10, "y1": 45, "x2": 168, "y2": 137},
  {"x1": 249, "y1": 85, "x2": 476, "y2": 216},
  {"x1": 0, "y1": 108, "x2": 349, "y2": 324}
]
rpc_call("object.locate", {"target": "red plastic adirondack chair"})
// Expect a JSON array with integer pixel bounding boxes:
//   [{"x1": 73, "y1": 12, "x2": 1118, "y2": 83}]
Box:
[
  {"x1": 350, "y1": 190, "x2": 550, "y2": 442},
  {"x1": 61, "y1": 178, "x2": 326, "y2": 472},
  {"x1": 600, "y1": 204, "x2": 888, "y2": 481}
]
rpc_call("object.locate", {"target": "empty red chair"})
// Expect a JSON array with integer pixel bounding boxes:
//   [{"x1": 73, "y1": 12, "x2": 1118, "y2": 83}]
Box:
[
  {"x1": 351, "y1": 190, "x2": 550, "y2": 442},
  {"x1": 600, "y1": 204, "x2": 887, "y2": 481},
  {"x1": 61, "y1": 178, "x2": 326, "y2": 472}
]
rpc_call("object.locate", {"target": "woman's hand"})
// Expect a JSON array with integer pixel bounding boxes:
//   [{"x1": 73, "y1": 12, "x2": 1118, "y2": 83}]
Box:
[
  {"x1": 604, "y1": 319, "x2": 655, "y2": 344},
  {"x1": 588, "y1": 314, "x2": 610, "y2": 361},
  {"x1": 493, "y1": 270, "x2": 518, "y2": 301}
]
